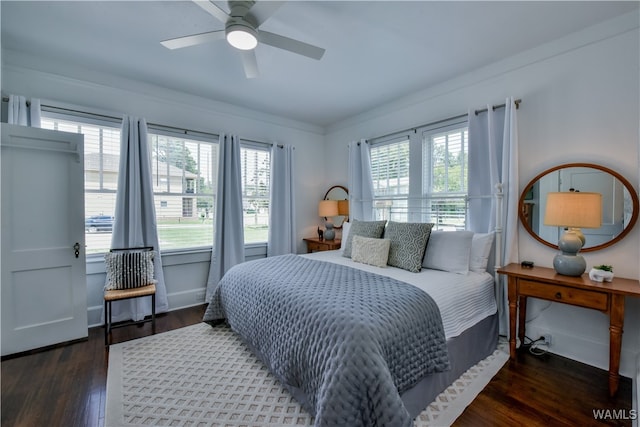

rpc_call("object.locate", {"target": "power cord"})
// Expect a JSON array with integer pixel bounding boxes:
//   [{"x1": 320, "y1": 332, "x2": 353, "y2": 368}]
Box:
[{"x1": 522, "y1": 335, "x2": 550, "y2": 357}]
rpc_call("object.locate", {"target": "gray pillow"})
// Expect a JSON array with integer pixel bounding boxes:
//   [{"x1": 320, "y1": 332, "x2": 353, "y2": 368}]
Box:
[
  {"x1": 383, "y1": 221, "x2": 434, "y2": 273},
  {"x1": 342, "y1": 219, "x2": 387, "y2": 258}
]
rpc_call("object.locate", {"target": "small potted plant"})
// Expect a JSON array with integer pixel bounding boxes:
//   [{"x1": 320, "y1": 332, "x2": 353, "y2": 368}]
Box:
[{"x1": 589, "y1": 264, "x2": 614, "y2": 282}]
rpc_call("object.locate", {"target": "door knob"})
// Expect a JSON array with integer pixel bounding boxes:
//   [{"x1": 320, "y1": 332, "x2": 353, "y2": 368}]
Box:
[{"x1": 73, "y1": 242, "x2": 80, "y2": 258}]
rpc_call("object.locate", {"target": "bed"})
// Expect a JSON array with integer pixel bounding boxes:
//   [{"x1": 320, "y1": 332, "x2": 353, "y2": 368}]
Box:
[{"x1": 203, "y1": 221, "x2": 499, "y2": 427}]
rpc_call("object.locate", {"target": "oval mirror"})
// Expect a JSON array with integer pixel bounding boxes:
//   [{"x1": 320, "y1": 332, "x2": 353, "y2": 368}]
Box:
[
  {"x1": 323, "y1": 185, "x2": 349, "y2": 229},
  {"x1": 519, "y1": 163, "x2": 639, "y2": 252}
]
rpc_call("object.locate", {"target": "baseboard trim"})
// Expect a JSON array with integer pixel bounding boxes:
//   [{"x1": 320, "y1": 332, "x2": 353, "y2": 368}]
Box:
[{"x1": 87, "y1": 288, "x2": 207, "y2": 327}]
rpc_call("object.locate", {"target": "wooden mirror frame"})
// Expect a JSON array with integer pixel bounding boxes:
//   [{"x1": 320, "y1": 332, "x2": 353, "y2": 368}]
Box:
[
  {"x1": 519, "y1": 163, "x2": 639, "y2": 252},
  {"x1": 323, "y1": 185, "x2": 349, "y2": 229}
]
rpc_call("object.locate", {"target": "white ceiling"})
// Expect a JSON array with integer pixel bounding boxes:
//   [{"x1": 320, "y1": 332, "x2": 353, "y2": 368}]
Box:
[{"x1": 1, "y1": 1, "x2": 637, "y2": 128}]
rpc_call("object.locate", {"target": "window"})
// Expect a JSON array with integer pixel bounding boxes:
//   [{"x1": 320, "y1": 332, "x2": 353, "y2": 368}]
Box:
[
  {"x1": 148, "y1": 132, "x2": 218, "y2": 251},
  {"x1": 43, "y1": 111, "x2": 273, "y2": 253},
  {"x1": 422, "y1": 126, "x2": 468, "y2": 230},
  {"x1": 42, "y1": 116, "x2": 121, "y2": 254},
  {"x1": 241, "y1": 143, "x2": 270, "y2": 243},
  {"x1": 42, "y1": 115, "x2": 219, "y2": 254},
  {"x1": 370, "y1": 137, "x2": 410, "y2": 222},
  {"x1": 369, "y1": 119, "x2": 469, "y2": 228}
]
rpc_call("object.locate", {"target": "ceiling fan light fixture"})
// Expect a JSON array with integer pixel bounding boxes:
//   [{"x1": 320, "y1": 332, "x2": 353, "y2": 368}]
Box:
[{"x1": 226, "y1": 21, "x2": 258, "y2": 50}]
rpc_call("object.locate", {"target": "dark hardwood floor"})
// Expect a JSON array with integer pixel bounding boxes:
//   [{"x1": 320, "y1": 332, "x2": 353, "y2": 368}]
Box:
[{"x1": 1, "y1": 305, "x2": 632, "y2": 427}]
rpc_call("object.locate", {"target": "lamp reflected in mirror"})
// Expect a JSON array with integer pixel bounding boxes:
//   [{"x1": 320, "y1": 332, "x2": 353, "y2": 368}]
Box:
[
  {"x1": 544, "y1": 191, "x2": 602, "y2": 276},
  {"x1": 323, "y1": 185, "x2": 349, "y2": 229},
  {"x1": 519, "y1": 163, "x2": 639, "y2": 252}
]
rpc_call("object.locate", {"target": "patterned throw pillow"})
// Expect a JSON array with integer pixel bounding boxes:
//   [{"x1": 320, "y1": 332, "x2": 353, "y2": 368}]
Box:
[
  {"x1": 351, "y1": 235, "x2": 391, "y2": 268},
  {"x1": 383, "y1": 222, "x2": 434, "y2": 273},
  {"x1": 342, "y1": 219, "x2": 387, "y2": 258},
  {"x1": 105, "y1": 250, "x2": 156, "y2": 290}
]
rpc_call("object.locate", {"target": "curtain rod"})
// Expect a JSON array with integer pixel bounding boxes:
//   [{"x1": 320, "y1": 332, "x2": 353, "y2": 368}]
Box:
[
  {"x1": 367, "y1": 98, "x2": 522, "y2": 143},
  {"x1": 474, "y1": 98, "x2": 521, "y2": 115},
  {"x1": 3, "y1": 99, "x2": 278, "y2": 146}
]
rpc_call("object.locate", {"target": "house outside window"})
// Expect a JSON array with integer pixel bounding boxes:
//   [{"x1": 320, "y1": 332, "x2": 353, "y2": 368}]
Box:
[{"x1": 369, "y1": 118, "x2": 468, "y2": 228}]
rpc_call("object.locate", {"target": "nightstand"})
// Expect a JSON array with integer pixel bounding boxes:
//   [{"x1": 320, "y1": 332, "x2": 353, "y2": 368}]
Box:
[
  {"x1": 497, "y1": 263, "x2": 640, "y2": 397},
  {"x1": 303, "y1": 237, "x2": 341, "y2": 253}
]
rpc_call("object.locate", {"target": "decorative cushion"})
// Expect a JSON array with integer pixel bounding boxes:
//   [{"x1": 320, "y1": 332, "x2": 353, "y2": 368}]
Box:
[
  {"x1": 422, "y1": 230, "x2": 474, "y2": 274},
  {"x1": 351, "y1": 236, "x2": 391, "y2": 268},
  {"x1": 469, "y1": 232, "x2": 495, "y2": 273},
  {"x1": 105, "y1": 250, "x2": 156, "y2": 290},
  {"x1": 342, "y1": 219, "x2": 387, "y2": 258},
  {"x1": 339, "y1": 221, "x2": 351, "y2": 252},
  {"x1": 383, "y1": 221, "x2": 434, "y2": 273}
]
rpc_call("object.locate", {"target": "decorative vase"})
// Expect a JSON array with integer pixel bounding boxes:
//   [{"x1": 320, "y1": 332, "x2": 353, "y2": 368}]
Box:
[
  {"x1": 324, "y1": 222, "x2": 335, "y2": 240},
  {"x1": 589, "y1": 268, "x2": 614, "y2": 283}
]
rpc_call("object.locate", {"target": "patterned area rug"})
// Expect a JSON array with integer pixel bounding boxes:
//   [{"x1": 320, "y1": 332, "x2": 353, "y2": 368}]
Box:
[{"x1": 106, "y1": 322, "x2": 508, "y2": 427}]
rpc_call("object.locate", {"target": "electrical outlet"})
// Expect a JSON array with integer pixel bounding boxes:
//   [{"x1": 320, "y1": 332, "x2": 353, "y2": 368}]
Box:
[{"x1": 542, "y1": 334, "x2": 552, "y2": 346}]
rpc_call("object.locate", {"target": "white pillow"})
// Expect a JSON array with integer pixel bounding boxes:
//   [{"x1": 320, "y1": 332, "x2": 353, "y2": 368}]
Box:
[
  {"x1": 351, "y1": 235, "x2": 390, "y2": 268},
  {"x1": 469, "y1": 232, "x2": 495, "y2": 273},
  {"x1": 422, "y1": 230, "x2": 474, "y2": 274},
  {"x1": 340, "y1": 221, "x2": 351, "y2": 252}
]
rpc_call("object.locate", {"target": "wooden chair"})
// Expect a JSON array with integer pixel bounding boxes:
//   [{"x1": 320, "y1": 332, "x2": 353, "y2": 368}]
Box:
[{"x1": 104, "y1": 247, "x2": 157, "y2": 346}]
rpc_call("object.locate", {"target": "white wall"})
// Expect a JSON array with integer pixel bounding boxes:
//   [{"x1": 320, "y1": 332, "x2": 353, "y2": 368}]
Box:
[
  {"x1": 1, "y1": 48, "x2": 330, "y2": 326},
  {"x1": 324, "y1": 11, "x2": 640, "y2": 378}
]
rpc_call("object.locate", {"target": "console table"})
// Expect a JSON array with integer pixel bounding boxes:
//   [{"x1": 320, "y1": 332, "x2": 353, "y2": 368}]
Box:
[{"x1": 497, "y1": 263, "x2": 640, "y2": 396}]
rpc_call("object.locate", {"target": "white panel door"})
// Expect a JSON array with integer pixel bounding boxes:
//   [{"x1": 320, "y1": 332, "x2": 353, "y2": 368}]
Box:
[
  {"x1": 560, "y1": 167, "x2": 624, "y2": 247},
  {"x1": 1, "y1": 124, "x2": 87, "y2": 356}
]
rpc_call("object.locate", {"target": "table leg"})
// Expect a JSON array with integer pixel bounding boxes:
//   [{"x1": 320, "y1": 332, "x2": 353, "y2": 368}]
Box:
[
  {"x1": 609, "y1": 294, "x2": 624, "y2": 397},
  {"x1": 518, "y1": 295, "x2": 527, "y2": 349},
  {"x1": 508, "y1": 276, "x2": 518, "y2": 360}
]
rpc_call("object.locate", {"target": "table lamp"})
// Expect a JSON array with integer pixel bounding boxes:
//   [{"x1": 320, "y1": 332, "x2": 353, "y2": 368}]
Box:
[
  {"x1": 338, "y1": 199, "x2": 349, "y2": 222},
  {"x1": 544, "y1": 191, "x2": 602, "y2": 276},
  {"x1": 318, "y1": 200, "x2": 339, "y2": 240}
]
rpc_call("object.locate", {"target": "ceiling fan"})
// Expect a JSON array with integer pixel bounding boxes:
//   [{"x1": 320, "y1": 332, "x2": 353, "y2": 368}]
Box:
[{"x1": 161, "y1": 0, "x2": 326, "y2": 78}]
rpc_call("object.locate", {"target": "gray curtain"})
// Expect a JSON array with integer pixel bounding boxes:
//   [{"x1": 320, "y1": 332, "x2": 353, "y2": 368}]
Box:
[
  {"x1": 267, "y1": 144, "x2": 297, "y2": 256},
  {"x1": 468, "y1": 97, "x2": 519, "y2": 336},
  {"x1": 348, "y1": 139, "x2": 374, "y2": 221},
  {"x1": 108, "y1": 116, "x2": 169, "y2": 322},
  {"x1": 206, "y1": 134, "x2": 245, "y2": 299},
  {"x1": 7, "y1": 94, "x2": 41, "y2": 127}
]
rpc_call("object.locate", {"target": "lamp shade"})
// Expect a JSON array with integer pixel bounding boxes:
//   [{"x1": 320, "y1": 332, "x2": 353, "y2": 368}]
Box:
[
  {"x1": 544, "y1": 192, "x2": 602, "y2": 228},
  {"x1": 337, "y1": 199, "x2": 349, "y2": 216},
  {"x1": 318, "y1": 200, "x2": 339, "y2": 217}
]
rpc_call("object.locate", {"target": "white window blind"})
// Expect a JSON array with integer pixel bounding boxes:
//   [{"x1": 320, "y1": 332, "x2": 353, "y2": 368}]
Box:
[
  {"x1": 370, "y1": 137, "x2": 411, "y2": 222},
  {"x1": 370, "y1": 138, "x2": 410, "y2": 197},
  {"x1": 422, "y1": 126, "x2": 468, "y2": 230}
]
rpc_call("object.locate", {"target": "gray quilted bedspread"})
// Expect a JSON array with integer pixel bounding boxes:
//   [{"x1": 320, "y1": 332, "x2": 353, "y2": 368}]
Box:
[{"x1": 203, "y1": 254, "x2": 450, "y2": 427}]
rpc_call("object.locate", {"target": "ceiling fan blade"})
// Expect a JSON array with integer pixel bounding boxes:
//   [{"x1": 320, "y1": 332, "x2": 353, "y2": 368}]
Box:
[
  {"x1": 249, "y1": 1, "x2": 286, "y2": 27},
  {"x1": 192, "y1": 0, "x2": 229, "y2": 23},
  {"x1": 161, "y1": 30, "x2": 225, "y2": 49},
  {"x1": 259, "y1": 31, "x2": 325, "y2": 60},
  {"x1": 240, "y1": 50, "x2": 259, "y2": 79}
]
